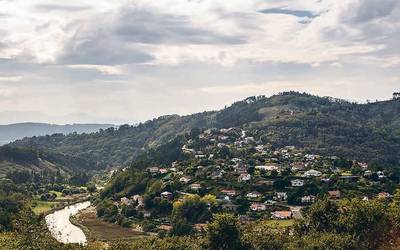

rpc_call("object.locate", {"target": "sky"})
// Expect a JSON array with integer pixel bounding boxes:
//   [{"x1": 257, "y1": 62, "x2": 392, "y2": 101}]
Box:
[{"x1": 0, "y1": 0, "x2": 399, "y2": 124}]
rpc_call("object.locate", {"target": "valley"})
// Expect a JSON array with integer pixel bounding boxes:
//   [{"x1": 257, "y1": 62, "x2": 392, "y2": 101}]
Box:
[{"x1": 0, "y1": 92, "x2": 399, "y2": 249}]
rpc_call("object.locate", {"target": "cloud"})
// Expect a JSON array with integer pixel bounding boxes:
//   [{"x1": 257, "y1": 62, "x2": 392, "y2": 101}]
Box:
[
  {"x1": 0, "y1": 0, "x2": 399, "y2": 124},
  {"x1": 0, "y1": 75, "x2": 22, "y2": 82},
  {"x1": 259, "y1": 8, "x2": 318, "y2": 18},
  {"x1": 66, "y1": 64, "x2": 125, "y2": 75},
  {"x1": 114, "y1": 9, "x2": 245, "y2": 45},
  {"x1": 34, "y1": 3, "x2": 93, "y2": 12}
]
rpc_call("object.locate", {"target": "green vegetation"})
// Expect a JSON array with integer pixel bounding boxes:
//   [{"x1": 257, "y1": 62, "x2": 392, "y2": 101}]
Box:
[{"x1": 9, "y1": 92, "x2": 400, "y2": 168}]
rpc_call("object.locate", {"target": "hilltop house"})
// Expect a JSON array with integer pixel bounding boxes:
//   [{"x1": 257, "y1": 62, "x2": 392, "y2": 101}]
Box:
[
  {"x1": 271, "y1": 211, "x2": 292, "y2": 220},
  {"x1": 190, "y1": 183, "x2": 202, "y2": 191},
  {"x1": 301, "y1": 195, "x2": 316, "y2": 204},
  {"x1": 179, "y1": 176, "x2": 191, "y2": 183},
  {"x1": 238, "y1": 173, "x2": 251, "y2": 182},
  {"x1": 291, "y1": 179, "x2": 305, "y2": 187},
  {"x1": 303, "y1": 169, "x2": 322, "y2": 177},
  {"x1": 121, "y1": 197, "x2": 133, "y2": 206},
  {"x1": 250, "y1": 202, "x2": 266, "y2": 211},
  {"x1": 274, "y1": 192, "x2": 288, "y2": 201},
  {"x1": 328, "y1": 190, "x2": 341, "y2": 199},
  {"x1": 255, "y1": 165, "x2": 280, "y2": 172},
  {"x1": 246, "y1": 191, "x2": 262, "y2": 199},
  {"x1": 161, "y1": 191, "x2": 173, "y2": 199},
  {"x1": 221, "y1": 189, "x2": 237, "y2": 197}
]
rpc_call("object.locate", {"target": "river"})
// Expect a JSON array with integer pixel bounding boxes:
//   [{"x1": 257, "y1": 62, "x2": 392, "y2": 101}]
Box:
[{"x1": 45, "y1": 201, "x2": 91, "y2": 245}]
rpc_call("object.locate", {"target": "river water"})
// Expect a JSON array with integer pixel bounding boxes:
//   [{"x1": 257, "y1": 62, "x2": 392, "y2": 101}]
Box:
[{"x1": 45, "y1": 201, "x2": 91, "y2": 245}]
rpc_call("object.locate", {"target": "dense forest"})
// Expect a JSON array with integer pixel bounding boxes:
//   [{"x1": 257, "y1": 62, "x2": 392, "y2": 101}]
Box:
[
  {"x1": 0, "y1": 145, "x2": 100, "y2": 178},
  {"x1": 9, "y1": 92, "x2": 400, "y2": 168}
]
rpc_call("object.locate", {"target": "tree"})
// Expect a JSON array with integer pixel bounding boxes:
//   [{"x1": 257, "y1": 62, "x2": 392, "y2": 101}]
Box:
[
  {"x1": 206, "y1": 213, "x2": 242, "y2": 250},
  {"x1": 295, "y1": 197, "x2": 339, "y2": 234},
  {"x1": 170, "y1": 219, "x2": 194, "y2": 236}
]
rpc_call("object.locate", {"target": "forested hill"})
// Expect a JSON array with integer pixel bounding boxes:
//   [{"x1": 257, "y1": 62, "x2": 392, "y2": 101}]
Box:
[
  {"x1": 0, "y1": 145, "x2": 100, "y2": 178},
  {"x1": 0, "y1": 122, "x2": 114, "y2": 145},
  {"x1": 9, "y1": 92, "x2": 400, "y2": 167}
]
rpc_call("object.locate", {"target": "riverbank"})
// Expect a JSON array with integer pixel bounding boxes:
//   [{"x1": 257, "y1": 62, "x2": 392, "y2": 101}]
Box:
[
  {"x1": 33, "y1": 193, "x2": 91, "y2": 216},
  {"x1": 72, "y1": 206, "x2": 148, "y2": 243}
]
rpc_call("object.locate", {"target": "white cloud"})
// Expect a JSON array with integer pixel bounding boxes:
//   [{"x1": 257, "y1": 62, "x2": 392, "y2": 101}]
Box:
[{"x1": 0, "y1": 0, "x2": 399, "y2": 124}]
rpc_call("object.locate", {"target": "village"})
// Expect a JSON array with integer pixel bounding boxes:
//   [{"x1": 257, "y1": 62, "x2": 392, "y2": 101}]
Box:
[{"x1": 105, "y1": 127, "x2": 397, "y2": 233}]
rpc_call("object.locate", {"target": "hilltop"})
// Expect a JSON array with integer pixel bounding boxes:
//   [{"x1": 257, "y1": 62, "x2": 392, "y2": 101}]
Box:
[
  {"x1": 0, "y1": 122, "x2": 114, "y2": 145},
  {"x1": 9, "y1": 92, "x2": 400, "y2": 168}
]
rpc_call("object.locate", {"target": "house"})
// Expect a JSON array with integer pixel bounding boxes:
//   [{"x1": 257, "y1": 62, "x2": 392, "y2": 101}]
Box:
[
  {"x1": 194, "y1": 224, "x2": 207, "y2": 232},
  {"x1": 271, "y1": 211, "x2": 292, "y2": 220},
  {"x1": 238, "y1": 173, "x2": 251, "y2": 182},
  {"x1": 132, "y1": 195, "x2": 144, "y2": 207},
  {"x1": 182, "y1": 145, "x2": 195, "y2": 154},
  {"x1": 158, "y1": 224, "x2": 172, "y2": 232},
  {"x1": 291, "y1": 163, "x2": 305, "y2": 171},
  {"x1": 255, "y1": 165, "x2": 280, "y2": 171},
  {"x1": 147, "y1": 167, "x2": 160, "y2": 174},
  {"x1": 246, "y1": 191, "x2": 262, "y2": 199},
  {"x1": 161, "y1": 191, "x2": 173, "y2": 199},
  {"x1": 358, "y1": 162, "x2": 369, "y2": 169},
  {"x1": 190, "y1": 183, "x2": 202, "y2": 191},
  {"x1": 255, "y1": 145, "x2": 266, "y2": 153},
  {"x1": 301, "y1": 195, "x2": 316, "y2": 204},
  {"x1": 378, "y1": 192, "x2": 392, "y2": 199},
  {"x1": 291, "y1": 179, "x2": 305, "y2": 187},
  {"x1": 273, "y1": 192, "x2": 288, "y2": 201},
  {"x1": 328, "y1": 190, "x2": 341, "y2": 199},
  {"x1": 303, "y1": 169, "x2": 322, "y2": 177},
  {"x1": 121, "y1": 197, "x2": 133, "y2": 206},
  {"x1": 159, "y1": 168, "x2": 168, "y2": 174},
  {"x1": 211, "y1": 170, "x2": 225, "y2": 180},
  {"x1": 195, "y1": 154, "x2": 207, "y2": 159},
  {"x1": 377, "y1": 171, "x2": 385, "y2": 179},
  {"x1": 221, "y1": 189, "x2": 237, "y2": 197},
  {"x1": 250, "y1": 202, "x2": 266, "y2": 211},
  {"x1": 180, "y1": 176, "x2": 191, "y2": 183},
  {"x1": 222, "y1": 202, "x2": 239, "y2": 212},
  {"x1": 143, "y1": 211, "x2": 151, "y2": 218}
]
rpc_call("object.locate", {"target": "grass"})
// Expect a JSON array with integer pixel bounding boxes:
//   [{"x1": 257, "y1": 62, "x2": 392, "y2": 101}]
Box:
[
  {"x1": 263, "y1": 219, "x2": 295, "y2": 228},
  {"x1": 49, "y1": 191, "x2": 63, "y2": 199},
  {"x1": 31, "y1": 201, "x2": 60, "y2": 215},
  {"x1": 0, "y1": 233, "x2": 20, "y2": 250}
]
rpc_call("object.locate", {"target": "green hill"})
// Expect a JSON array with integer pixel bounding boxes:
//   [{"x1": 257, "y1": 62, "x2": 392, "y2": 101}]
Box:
[
  {"x1": 0, "y1": 146, "x2": 100, "y2": 178},
  {"x1": 9, "y1": 92, "x2": 400, "y2": 167}
]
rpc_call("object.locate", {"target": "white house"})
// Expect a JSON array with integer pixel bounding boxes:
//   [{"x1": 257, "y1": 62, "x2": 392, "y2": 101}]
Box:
[
  {"x1": 303, "y1": 169, "x2": 322, "y2": 177},
  {"x1": 301, "y1": 195, "x2": 316, "y2": 204},
  {"x1": 250, "y1": 202, "x2": 266, "y2": 211},
  {"x1": 291, "y1": 179, "x2": 305, "y2": 187},
  {"x1": 273, "y1": 192, "x2": 288, "y2": 201},
  {"x1": 238, "y1": 173, "x2": 251, "y2": 182},
  {"x1": 246, "y1": 191, "x2": 262, "y2": 199},
  {"x1": 255, "y1": 165, "x2": 279, "y2": 171}
]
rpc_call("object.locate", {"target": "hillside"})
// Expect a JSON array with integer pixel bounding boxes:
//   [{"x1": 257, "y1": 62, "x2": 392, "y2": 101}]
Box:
[
  {"x1": 9, "y1": 92, "x2": 400, "y2": 167},
  {"x1": 0, "y1": 146, "x2": 101, "y2": 178},
  {"x1": 0, "y1": 122, "x2": 114, "y2": 145}
]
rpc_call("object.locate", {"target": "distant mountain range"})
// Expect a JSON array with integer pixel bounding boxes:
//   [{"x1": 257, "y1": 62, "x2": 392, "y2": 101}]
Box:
[
  {"x1": 9, "y1": 92, "x2": 400, "y2": 168},
  {"x1": 0, "y1": 123, "x2": 114, "y2": 145}
]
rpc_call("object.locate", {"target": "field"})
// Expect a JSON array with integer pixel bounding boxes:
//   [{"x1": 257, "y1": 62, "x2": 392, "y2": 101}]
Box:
[
  {"x1": 74, "y1": 207, "x2": 148, "y2": 242},
  {"x1": 31, "y1": 201, "x2": 61, "y2": 215},
  {"x1": 263, "y1": 219, "x2": 295, "y2": 228}
]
